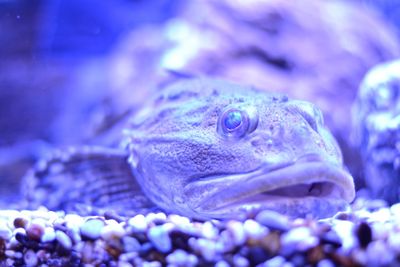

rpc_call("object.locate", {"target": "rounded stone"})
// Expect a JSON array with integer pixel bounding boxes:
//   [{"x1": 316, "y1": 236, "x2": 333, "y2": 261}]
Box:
[
  {"x1": 128, "y1": 214, "x2": 148, "y2": 232},
  {"x1": 147, "y1": 225, "x2": 172, "y2": 253},
  {"x1": 0, "y1": 222, "x2": 12, "y2": 240},
  {"x1": 13, "y1": 217, "x2": 29, "y2": 229},
  {"x1": 226, "y1": 220, "x2": 246, "y2": 246},
  {"x1": 122, "y1": 236, "x2": 141, "y2": 252},
  {"x1": 41, "y1": 227, "x2": 56, "y2": 243},
  {"x1": 255, "y1": 210, "x2": 290, "y2": 231},
  {"x1": 355, "y1": 221, "x2": 372, "y2": 248},
  {"x1": 80, "y1": 219, "x2": 105, "y2": 240},
  {"x1": 24, "y1": 249, "x2": 38, "y2": 267},
  {"x1": 56, "y1": 230, "x2": 72, "y2": 250},
  {"x1": 26, "y1": 223, "x2": 45, "y2": 241},
  {"x1": 101, "y1": 222, "x2": 125, "y2": 240}
]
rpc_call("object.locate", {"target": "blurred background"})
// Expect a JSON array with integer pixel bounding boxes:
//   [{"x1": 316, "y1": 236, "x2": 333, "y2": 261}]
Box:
[{"x1": 0, "y1": 0, "x2": 399, "y2": 204}]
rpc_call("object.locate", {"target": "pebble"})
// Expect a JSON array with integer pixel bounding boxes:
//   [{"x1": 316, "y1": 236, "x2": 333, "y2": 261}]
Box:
[
  {"x1": 1, "y1": 197, "x2": 400, "y2": 266},
  {"x1": 101, "y1": 222, "x2": 125, "y2": 240},
  {"x1": 0, "y1": 222, "x2": 12, "y2": 240},
  {"x1": 201, "y1": 221, "x2": 218, "y2": 239},
  {"x1": 128, "y1": 214, "x2": 148, "y2": 232},
  {"x1": 226, "y1": 220, "x2": 246, "y2": 245},
  {"x1": 55, "y1": 230, "x2": 72, "y2": 250},
  {"x1": 316, "y1": 259, "x2": 335, "y2": 267},
  {"x1": 367, "y1": 240, "x2": 395, "y2": 265},
  {"x1": 13, "y1": 217, "x2": 29, "y2": 229},
  {"x1": 80, "y1": 219, "x2": 104, "y2": 240},
  {"x1": 215, "y1": 260, "x2": 230, "y2": 267},
  {"x1": 41, "y1": 227, "x2": 56, "y2": 243},
  {"x1": 281, "y1": 227, "x2": 318, "y2": 251},
  {"x1": 166, "y1": 249, "x2": 198, "y2": 267},
  {"x1": 255, "y1": 210, "x2": 290, "y2": 231},
  {"x1": 148, "y1": 225, "x2": 172, "y2": 253},
  {"x1": 26, "y1": 222, "x2": 45, "y2": 241},
  {"x1": 262, "y1": 255, "x2": 286, "y2": 267},
  {"x1": 24, "y1": 249, "x2": 38, "y2": 267},
  {"x1": 355, "y1": 221, "x2": 372, "y2": 248},
  {"x1": 243, "y1": 219, "x2": 268, "y2": 238},
  {"x1": 122, "y1": 236, "x2": 141, "y2": 252},
  {"x1": 233, "y1": 254, "x2": 250, "y2": 267}
]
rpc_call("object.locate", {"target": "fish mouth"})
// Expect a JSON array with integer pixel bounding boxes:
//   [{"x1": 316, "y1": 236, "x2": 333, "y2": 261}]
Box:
[{"x1": 184, "y1": 154, "x2": 355, "y2": 218}]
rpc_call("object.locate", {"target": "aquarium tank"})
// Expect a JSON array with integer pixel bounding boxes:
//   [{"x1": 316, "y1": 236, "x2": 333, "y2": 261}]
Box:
[{"x1": 0, "y1": 0, "x2": 399, "y2": 266}]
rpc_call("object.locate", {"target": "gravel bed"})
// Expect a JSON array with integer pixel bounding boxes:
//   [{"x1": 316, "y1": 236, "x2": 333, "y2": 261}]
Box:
[{"x1": 0, "y1": 197, "x2": 399, "y2": 267}]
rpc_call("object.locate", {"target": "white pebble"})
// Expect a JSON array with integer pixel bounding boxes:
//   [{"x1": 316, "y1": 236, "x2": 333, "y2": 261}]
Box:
[
  {"x1": 262, "y1": 255, "x2": 286, "y2": 267},
  {"x1": 80, "y1": 219, "x2": 104, "y2": 240},
  {"x1": 390, "y1": 202, "x2": 400, "y2": 216},
  {"x1": 281, "y1": 227, "x2": 318, "y2": 251},
  {"x1": 388, "y1": 231, "x2": 400, "y2": 252},
  {"x1": 243, "y1": 219, "x2": 268, "y2": 238},
  {"x1": 24, "y1": 249, "x2": 38, "y2": 267},
  {"x1": 142, "y1": 261, "x2": 162, "y2": 267},
  {"x1": 215, "y1": 260, "x2": 230, "y2": 267},
  {"x1": 148, "y1": 225, "x2": 172, "y2": 253},
  {"x1": 166, "y1": 249, "x2": 189, "y2": 266},
  {"x1": 41, "y1": 227, "x2": 56, "y2": 243},
  {"x1": 332, "y1": 220, "x2": 355, "y2": 252},
  {"x1": 168, "y1": 214, "x2": 191, "y2": 226},
  {"x1": 317, "y1": 259, "x2": 335, "y2": 267},
  {"x1": 233, "y1": 254, "x2": 249, "y2": 267},
  {"x1": 194, "y1": 238, "x2": 222, "y2": 262},
  {"x1": 118, "y1": 262, "x2": 133, "y2": 267},
  {"x1": 201, "y1": 221, "x2": 218, "y2": 239},
  {"x1": 65, "y1": 214, "x2": 84, "y2": 230},
  {"x1": 101, "y1": 223, "x2": 125, "y2": 240},
  {"x1": 226, "y1": 220, "x2": 246, "y2": 245},
  {"x1": 56, "y1": 230, "x2": 72, "y2": 250},
  {"x1": 0, "y1": 221, "x2": 12, "y2": 240},
  {"x1": 128, "y1": 214, "x2": 148, "y2": 232},
  {"x1": 367, "y1": 240, "x2": 394, "y2": 265},
  {"x1": 369, "y1": 208, "x2": 392, "y2": 223}
]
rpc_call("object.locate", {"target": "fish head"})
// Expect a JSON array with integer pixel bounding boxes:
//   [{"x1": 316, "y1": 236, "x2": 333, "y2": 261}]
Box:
[{"x1": 126, "y1": 78, "x2": 355, "y2": 219}]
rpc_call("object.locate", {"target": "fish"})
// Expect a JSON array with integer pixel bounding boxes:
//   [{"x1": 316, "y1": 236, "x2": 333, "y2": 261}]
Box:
[
  {"x1": 352, "y1": 60, "x2": 400, "y2": 203},
  {"x1": 24, "y1": 78, "x2": 355, "y2": 219}
]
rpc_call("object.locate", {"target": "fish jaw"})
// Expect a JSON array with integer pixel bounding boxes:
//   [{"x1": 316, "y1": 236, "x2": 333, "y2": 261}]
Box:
[{"x1": 183, "y1": 160, "x2": 355, "y2": 219}]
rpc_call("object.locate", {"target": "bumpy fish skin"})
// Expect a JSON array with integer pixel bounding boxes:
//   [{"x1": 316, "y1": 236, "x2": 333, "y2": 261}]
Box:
[
  {"x1": 353, "y1": 60, "x2": 400, "y2": 203},
  {"x1": 26, "y1": 78, "x2": 354, "y2": 219},
  {"x1": 125, "y1": 78, "x2": 355, "y2": 219}
]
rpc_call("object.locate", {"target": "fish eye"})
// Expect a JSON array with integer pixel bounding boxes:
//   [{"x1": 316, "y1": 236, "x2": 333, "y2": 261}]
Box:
[{"x1": 218, "y1": 107, "x2": 258, "y2": 138}]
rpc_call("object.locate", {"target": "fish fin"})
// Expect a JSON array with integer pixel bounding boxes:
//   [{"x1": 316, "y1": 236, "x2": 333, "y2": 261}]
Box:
[{"x1": 23, "y1": 146, "x2": 156, "y2": 215}]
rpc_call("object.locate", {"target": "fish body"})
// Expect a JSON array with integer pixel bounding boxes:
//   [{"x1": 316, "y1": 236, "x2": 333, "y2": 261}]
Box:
[{"x1": 26, "y1": 78, "x2": 355, "y2": 219}]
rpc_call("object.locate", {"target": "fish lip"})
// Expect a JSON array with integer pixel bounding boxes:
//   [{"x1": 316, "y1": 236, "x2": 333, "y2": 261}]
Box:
[{"x1": 185, "y1": 159, "x2": 355, "y2": 213}]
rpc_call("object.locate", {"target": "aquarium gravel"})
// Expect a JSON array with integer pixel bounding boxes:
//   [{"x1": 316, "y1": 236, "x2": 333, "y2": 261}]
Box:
[{"x1": 1, "y1": 197, "x2": 400, "y2": 267}]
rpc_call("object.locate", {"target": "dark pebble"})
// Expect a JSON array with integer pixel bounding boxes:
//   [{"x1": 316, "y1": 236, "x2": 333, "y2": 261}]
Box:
[
  {"x1": 355, "y1": 222, "x2": 372, "y2": 248},
  {"x1": 138, "y1": 242, "x2": 154, "y2": 257},
  {"x1": 170, "y1": 230, "x2": 192, "y2": 249},
  {"x1": 26, "y1": 224, "x2": 45, "y2": 241},
  {"x1": 247, "y1": 246, "x2": 272, "y2": 265},
  {"x1": 15, "y1": 232, "x2": 29, "y2": 245},
  {"x1": 290, "y1": 252, "x2": 306, "y2": 267},
  {"x1": 0, "y1": 238, "x2": 5, "y2": 260},
  {"x1": 307, "y1": 245, "x2": 325, "y2": 264},
  {"x1": 13, "y1": 218, "x2": 29, "y2": 229}
]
